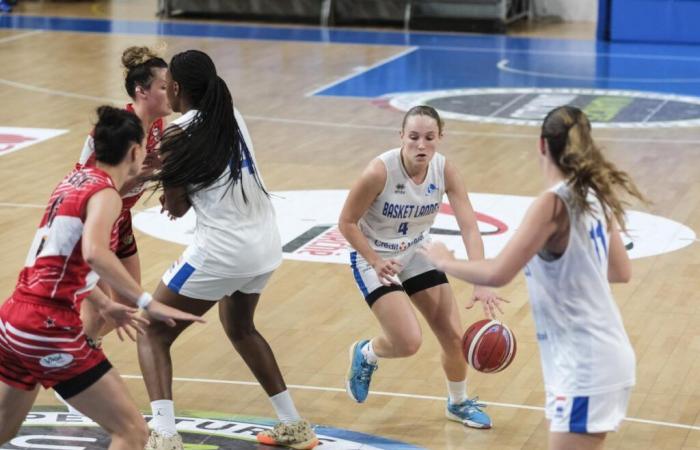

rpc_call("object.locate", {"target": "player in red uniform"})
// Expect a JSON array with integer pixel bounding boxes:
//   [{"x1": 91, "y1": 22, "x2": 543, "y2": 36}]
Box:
[
  {"x1": 78, "y1": 46, "x2": 171, "y2": 338},
  {"x1": 0, "y1": 107, "x2": 203, "y2": 449}
]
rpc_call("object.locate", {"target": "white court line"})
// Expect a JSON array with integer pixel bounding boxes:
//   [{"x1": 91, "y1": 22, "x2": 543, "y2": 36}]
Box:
[
  {"x1": 423, "y1": 44, "x2": 700, "y2": 63},
  {"x1": 305, "y1": 46, "x2": 418, "y2": 97},
  {"x1": 497, "y1": 59, "x2": 700, "y2": 83},
  {"x1": 2, "y1": 79, "x2": 700, "y2": 145},
  {"x1": 121, "y1": 374, "x2": 700, "y2": 432},
  {"x1": 0, "y1": 202, "x2": 44, "y2": 208},
  {"x1": 0, "y1": 77, "x2": 122, "y2": 103},
  {"x1": 0, "y1": 29, "x2": 43, "y2": 44}
]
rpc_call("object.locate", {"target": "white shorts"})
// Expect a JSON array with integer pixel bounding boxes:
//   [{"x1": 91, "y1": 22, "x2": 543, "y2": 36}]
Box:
[
  {"x1": 162, "y1": 257, "x2": 274, "y2": 301},
  {"x1": 545, "y1": 388, "x2": 631, "y2": 433},
  {"x1": 349, "y1": 248, "x2": 447, "y2": 305}
]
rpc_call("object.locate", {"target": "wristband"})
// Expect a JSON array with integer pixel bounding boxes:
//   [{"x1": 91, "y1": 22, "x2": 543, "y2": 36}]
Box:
[{"x1": 136, "y1": 292, "x2": 153, "y2": 309}]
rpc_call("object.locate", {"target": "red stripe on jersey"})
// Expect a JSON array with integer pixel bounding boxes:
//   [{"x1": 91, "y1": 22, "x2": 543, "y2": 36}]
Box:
[{"x1": 12, "y1": 167, "x2": 116, "y2": 310}]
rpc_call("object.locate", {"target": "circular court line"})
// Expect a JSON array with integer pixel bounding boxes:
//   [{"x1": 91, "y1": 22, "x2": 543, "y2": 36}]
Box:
[
  {"x1": 2, "y1": 79, "x2": 700, "y2": 145},
  {"x1": 497, "y1": 59, "x2": 700, "y2": 83},
  {"x1": 121, "y1": 374, "x2": 700, "y2": 432}
]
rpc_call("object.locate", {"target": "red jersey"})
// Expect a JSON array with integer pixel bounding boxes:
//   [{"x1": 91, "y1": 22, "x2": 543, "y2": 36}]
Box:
[
  {"x1": 78, "y1": 103, "x2": 163, "y2": 211},
  {"x1": 13, "y1": 166, "x2": 118, "y2": 310}
]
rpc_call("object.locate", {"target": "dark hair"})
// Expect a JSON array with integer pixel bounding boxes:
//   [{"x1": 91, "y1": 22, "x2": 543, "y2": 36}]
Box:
[
  {"x1": 93, "y1": 106, "x2": 144, "y2": 165},
  {"x1": 151, "y1": 50, "x2": 267, "y2": 200},
  {"x1": 402, "y1": 105, "x2": 444, "y2": 135},
  {"x1": 541, "y1": 106, "x2": 647, "y2": 230},
  {"x1": 122, "y1": 46, "x2": 168, "y2": 98}
]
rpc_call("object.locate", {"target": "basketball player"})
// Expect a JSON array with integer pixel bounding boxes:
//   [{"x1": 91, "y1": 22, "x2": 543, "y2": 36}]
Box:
[
  {"x1": 136, "y1": 50, "x2": 318, "y2": 450},
  {"x1": 421, "y1": 106, "x2": 642, "y2": 450},
  {"x1": 339, "y1": 105, "x2": 506, "y2": 429},
  {"x1": 79, "y1": 46, "x2": 171, "y2": 339},
  {"x1": 0, "y1": 107, "x2": 204, "y2": 449}
]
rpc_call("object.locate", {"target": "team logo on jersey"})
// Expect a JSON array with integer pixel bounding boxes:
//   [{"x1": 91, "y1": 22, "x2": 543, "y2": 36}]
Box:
[
  {"x1": 11, "y1": 410, "x2": 423, "y2": 449},
  {"x1": 39, "y1": 353, "x2": 74, "y2": 368},
  {"x1": 132, "y1": 190, "x2": 696, "y2": 265},
  {"x1": 426, "y1": 183, "x2": 438, "y2": 196},
  {"x1": 0, "y1": 127, "x2": 67, "y2": 157},
  {"x1": 394, "y1": 183, "x2": 406, "y2": 194}
]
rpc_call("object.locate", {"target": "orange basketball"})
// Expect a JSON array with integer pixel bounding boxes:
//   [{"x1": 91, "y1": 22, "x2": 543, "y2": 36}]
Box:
[{"x1": 462, "y1": 319, "x2": 517, "y2": 373}]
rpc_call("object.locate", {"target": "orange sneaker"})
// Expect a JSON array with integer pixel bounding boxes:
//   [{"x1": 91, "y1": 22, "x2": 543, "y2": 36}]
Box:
[{"x1": 256, "y1": 419, "x2": 318, "y2": 449}]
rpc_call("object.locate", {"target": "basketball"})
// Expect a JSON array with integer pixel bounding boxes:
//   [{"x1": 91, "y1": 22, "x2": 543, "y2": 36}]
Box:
[{"x1": 462, "y1": 319, "x2": 517, "y2": 373}]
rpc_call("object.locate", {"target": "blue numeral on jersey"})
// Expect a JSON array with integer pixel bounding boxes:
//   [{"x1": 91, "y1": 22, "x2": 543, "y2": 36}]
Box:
[
  {"x1": 398, "y1": 222, "x2": 409, "y2": 235},
  {"x1": 589, "y1": 219, "x2": 608, "y2": 262}
]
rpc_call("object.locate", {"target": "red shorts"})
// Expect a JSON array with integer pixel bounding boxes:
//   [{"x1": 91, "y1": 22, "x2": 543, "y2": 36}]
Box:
[
  {"x1": 0, "y1": 297, "x2": 107, "y2": 393},
  {"x1": 115, "y1": 209, "x2": 138, "y2": 259}
]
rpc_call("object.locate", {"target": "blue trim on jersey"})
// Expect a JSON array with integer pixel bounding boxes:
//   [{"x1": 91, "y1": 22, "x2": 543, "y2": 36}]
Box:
[
  {"x1": 350, "y1": 251, "x2": 369, "y2": 297},
  {"x1": 167, "y1": 262, "x2": 196, "y2": 294},
  {"x1": 569, "y1": 396, "x2": 589, "y2": 433}
]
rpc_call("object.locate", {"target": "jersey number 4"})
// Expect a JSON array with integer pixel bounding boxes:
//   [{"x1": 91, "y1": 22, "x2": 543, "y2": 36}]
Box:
[{"x1": 398, "y1": 222, "x2": 409, "y2": 235}]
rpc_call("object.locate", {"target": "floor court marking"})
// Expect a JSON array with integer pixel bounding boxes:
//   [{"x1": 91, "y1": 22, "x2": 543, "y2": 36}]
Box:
[
  {"x1": 0, "y1": 29, "x2": 42, "y2": 44},
  {"x1": 120, "y1": 374, "x2": 700, "y2": 432},
  {"x1": 5, "y1": 15, "x2": 700, "y2": 64},
  {"x1": 305, "y1": 46, "x2": 418, "y2": 97},
  {"x1": 497, "y1": 59, "x2": 700, "y2": 84},
  {"x1": 2, "y1": 80, "x2": 700, "y2": 146}
]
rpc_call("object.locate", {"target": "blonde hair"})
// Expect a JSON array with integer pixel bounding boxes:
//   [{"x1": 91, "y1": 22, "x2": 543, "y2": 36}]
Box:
[
  {"x1": 121, "y1": 46, "x2": 160, "y2": 72},
  {"x1": 541, "y1": 106, "x2": 648, "y2": 231}
]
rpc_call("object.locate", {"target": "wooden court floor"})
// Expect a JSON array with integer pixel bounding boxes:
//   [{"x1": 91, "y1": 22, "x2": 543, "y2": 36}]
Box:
[{"x1": 1, "y1": 1, "x2": 700, "y2": 449}]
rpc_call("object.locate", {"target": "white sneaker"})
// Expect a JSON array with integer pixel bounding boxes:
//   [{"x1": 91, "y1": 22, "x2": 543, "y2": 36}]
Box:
[{"x1": 144, "y1": 430, "x2": 184, "y2": 450}]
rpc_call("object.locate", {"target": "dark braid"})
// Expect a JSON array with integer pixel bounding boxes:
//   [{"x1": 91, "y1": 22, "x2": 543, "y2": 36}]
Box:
[{"x1": 150, "y1": 50, "x2": 267, "y2": 201}]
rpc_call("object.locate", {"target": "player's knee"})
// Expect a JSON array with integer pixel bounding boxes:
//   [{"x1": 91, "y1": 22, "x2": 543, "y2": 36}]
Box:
[
  {"x1": 144, "y1": 320, "x2": 179, "y2": 348},
  {"x1": 395, "y1": 334, "x2": 422, "y2": 356},
  {"x1": 226, "y1": 323, "x2": 256, "y2": 342}
]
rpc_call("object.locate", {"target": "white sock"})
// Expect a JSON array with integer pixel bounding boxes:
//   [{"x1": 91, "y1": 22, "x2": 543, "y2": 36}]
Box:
[
  {"x1": 361, "y1": 339, "x2": 379, "y2": 364},
  {"x1": 447, "y1": 380, "x2": 468, "y2": 404},
  {"x1": 150, "y1": 400, "x2": 177, "y2": 437},
  {"x1": 269, "y1": 390, "x2": 302, "y2": 424},
  {"x1": 54, "y1": 391, "x2": 83, "y2": 416}
]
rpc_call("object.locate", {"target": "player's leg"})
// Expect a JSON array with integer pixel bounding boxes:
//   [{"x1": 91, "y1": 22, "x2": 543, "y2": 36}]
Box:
[
  {"x1": 61, "y1": 366, "x2": 149, "y2": 450},
  {"x1": 0, "y1": 382, "x2": 39, "y2": 444},
  {"x1": 137, "y1": 262, "x2": 218, "y2": 449},
  {"x1": 218, "y1": 274, "x2": 317, "y2": 449}
]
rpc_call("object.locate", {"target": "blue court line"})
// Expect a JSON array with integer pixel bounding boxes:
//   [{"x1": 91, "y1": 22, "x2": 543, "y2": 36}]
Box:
[
  {"x1": 2, "y1": 13, "x2": 697, "y2": 57},
  {"x1": 3, "y1": 14, "x2": 700, "y2": 99}
]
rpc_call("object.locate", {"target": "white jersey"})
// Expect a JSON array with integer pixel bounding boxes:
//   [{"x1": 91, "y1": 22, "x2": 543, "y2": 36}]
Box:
[
  {"x1": 358, "y1": 148, "x2": 445, "y2": 254},
  {"x1": 170, "y1": 109, "x2": 282, "y2": 277},
  {"x1": 524, "y1": 181, "x2": 635, "y2": 396}
]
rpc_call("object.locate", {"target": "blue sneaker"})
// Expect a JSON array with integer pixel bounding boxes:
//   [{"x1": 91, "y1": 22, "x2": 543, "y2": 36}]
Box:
[
  {"x1": 446, "y1": 397, "x2": 492, "y2": 429},
  {"x1": 345, "y1": 340, "x2": 378, "y2": 403}
]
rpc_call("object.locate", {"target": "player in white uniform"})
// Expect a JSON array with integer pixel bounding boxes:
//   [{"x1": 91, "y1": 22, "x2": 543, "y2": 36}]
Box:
[
  {"x1": 421, "y1": 105, "x2": 645, "y2": 450},
  {"x1": 339, "y1": 106, "x2": 506, "y2": 429},
  {"x1": 136, "y1": 50, "x2": 317, "y2": 450}
]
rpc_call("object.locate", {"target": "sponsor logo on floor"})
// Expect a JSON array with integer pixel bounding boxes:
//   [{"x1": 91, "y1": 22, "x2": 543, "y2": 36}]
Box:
[
  {"x1": 9, "y1": 410, "x2": 422, "y2": 449},
  {"x1": 132, "y1": 190, "x2": 695, "y2": 264},
  {"x1": 388, "y1": 88, "x2": 700, "y2": 128}
]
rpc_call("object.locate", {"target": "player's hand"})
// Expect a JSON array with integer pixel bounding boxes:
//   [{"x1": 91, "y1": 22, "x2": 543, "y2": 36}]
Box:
[
  {"x1": 371, "y1": 258, "x2": 402, "y2": 286},
  {"x1": 159, "y1": 194, "x2": 177, "y2": 221},
  {"x1": 466, "y1": 285, "x2": 509, "y2": 319},
  {"x1": 143, "y1": 152, "x2": 163, "y2": 171},
  {"x1": 100, "y1": 302, "x2": 150, "y2": 342},
  {"x1": 418, "y1": 241, "x2": 454, "y2": 271},
  {"x1": 144, "y1": 301, "x2": 207, "y2": 327}
]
